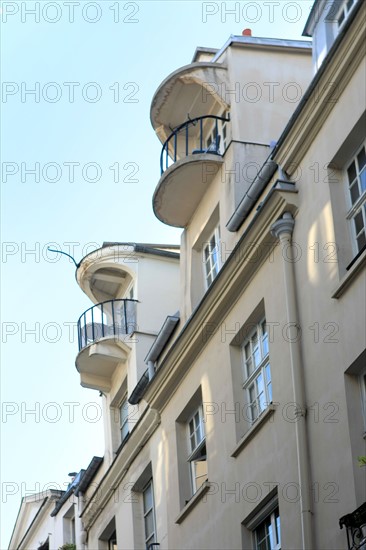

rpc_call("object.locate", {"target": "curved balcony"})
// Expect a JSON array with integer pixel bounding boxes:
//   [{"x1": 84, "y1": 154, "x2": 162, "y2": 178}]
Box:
[
  {"x1": 76, "y1": 299, "x2": 137, "y2": 392},
  {"x1": 150, "y1": 61, "x2": 229, "y2": 145},
  {"x1": 76, "y1": 245, "x2": 137, "y2": 304},
  {"x1": 153, "y1": 114, "x2": 230, "y2": 228}
]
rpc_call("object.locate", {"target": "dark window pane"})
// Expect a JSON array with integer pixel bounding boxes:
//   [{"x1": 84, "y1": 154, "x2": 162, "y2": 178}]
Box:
[
  {"x1": 357, "y1": 230, "x2": 366, "y2": 251},
  {"x1": 350, "y1": 182, "x2": 360, "y2": 204},
  {"x1": 354, "y1": 210, "x2": 364, "y2": 234},
  {"x1": 347, "y1": 161, "x2": 357, "y2": 184},
  {"x1": 357, "y1": 147, "x2": 366, "y2": 171}
]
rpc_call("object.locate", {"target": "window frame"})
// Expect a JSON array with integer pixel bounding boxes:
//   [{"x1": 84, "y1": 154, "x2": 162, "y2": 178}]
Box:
[
  {"x1": 345, "y1": 141, "x2": 366, "y2": 255},
  {"x1": 242, "y1": 319, "x2": 272, "y2": 424},
  {"x1": 119, "y1": 394, "x2": 129, "y2": 444},
  {"x1": 335, "y1": 0, "x2": 357, "y2": 29},
  {"x1": 253, "y1": 507, "x2": 281, "y2": 550},
  {"x1": 203, "y1": 225, "x2": 221, "y2": 289},
  {"x1": 187, "y1": 405, "x2": 208, "y2": 495},
  {"x1": 142, "y1": 479, "x2": 157, "y2": 548}
]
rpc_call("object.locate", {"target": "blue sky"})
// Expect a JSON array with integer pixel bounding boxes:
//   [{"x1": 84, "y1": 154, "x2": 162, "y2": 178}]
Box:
[{"x1": 1, "y1": 1, "x2": 314, "y2": 546}]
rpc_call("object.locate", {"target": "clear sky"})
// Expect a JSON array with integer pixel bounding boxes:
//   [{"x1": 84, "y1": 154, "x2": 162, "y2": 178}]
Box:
[{"x1": 1, "y1": 1, "x2": 314, "y2": 546}]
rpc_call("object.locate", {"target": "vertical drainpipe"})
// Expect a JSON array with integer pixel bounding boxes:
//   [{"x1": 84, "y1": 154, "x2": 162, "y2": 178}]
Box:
[
  {"x1": 147, "y1": 360, "x2": 155, "y2": 381},
  {"x1": 271, "y1": 212, "x2": 313, "y2": 550}
]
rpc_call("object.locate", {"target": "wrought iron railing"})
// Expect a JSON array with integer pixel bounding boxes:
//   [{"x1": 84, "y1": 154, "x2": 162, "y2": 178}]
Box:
[
  {"x1": 77, "y1": 299, "x2": 138, "y2": 351},
  {"x1": 160, "y1": 114, "x2": 230, "y2": 175},
  {"x1": 340, "y1": 502, "x2": 366, "y2": 549}
]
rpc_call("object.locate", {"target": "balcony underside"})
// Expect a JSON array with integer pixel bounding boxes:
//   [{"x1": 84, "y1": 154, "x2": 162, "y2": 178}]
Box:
[
  {"x1": 151, "y1": 62, "x2": 229, "y2": 145},
  {"x1": 76, "y1": 337, "x2": 131, "y2": 392},
  {"x1": 153, "y1": 154, "x2": 224, "y2": 227}
]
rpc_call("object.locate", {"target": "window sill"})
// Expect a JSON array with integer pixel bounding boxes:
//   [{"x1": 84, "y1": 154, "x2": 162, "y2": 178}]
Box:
[
  {"x1": 175, "y1": 481, "x2": 211, "y2": 524},
  {"x1": 231, "y1": 405, "x2": 276, "y2": 458},
  {"x1": 332, "y1": 249, "x2": 366, "y2": 299}
]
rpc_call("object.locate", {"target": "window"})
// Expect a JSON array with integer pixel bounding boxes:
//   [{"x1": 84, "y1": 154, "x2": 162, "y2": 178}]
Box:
[
  {"x1": 206, "y1": 111, "x2": 230, "y2": 153},
  {"x1": 143, "y1": 480, "x2": 156, "y2": 548},
  {"x1": 119, "y1": 396, "x2": 129, "y2": 443},
  {"x1": 242, "y1": 320, "x2": 272, "y2": 423},
  {"x1": 108, "y1": 531, "x2": 117, "y2": 550},
  {"x1": 254, "y1": 508, "x2": 281, "y2": 550},
  {"x1": 203, "y1": 226, "x2": 221, "y2": 288},
  {"x1": 346, "y1": 142, "x2": 366, "y2": 253},
  {"x1": 336, "y1": 0, "x2": 356, "y2": 29},
  {"x1": 187, "y1": 405, "x2": 207, "y2": 494}
]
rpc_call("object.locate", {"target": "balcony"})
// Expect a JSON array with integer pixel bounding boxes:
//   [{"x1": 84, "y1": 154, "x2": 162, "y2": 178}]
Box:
[
  {"x1": 153, "y1": 114, "x2": 230, "y2": 228},
  {"x1": 76, "y1": 299, "x2": 137, "y2": 392},
  {"x1": 150, "y1": 61, "x2": 228, "y2": 144},
  {"x1": 340, "y1": 501, "x2": 366, "y2": 549}
]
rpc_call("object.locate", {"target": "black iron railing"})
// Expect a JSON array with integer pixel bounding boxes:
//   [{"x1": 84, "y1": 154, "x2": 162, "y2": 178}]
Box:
[
  {"x1": 77, "y1": 299, "x2": 138, "y2": 351},
  {"x1": 160, "y1": 114, "x2": 230, "y2": 175},
  {"x1": 340, "y1": 501, "x2": 366, "y2": 549}
]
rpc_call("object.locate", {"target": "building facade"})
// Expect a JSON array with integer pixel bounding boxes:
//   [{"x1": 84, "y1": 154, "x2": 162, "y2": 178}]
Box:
[{"x1": 9, "y1": 0, "x2": 366, "y2": 548}]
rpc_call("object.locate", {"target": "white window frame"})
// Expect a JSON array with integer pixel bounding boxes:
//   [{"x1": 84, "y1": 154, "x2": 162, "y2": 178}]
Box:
[
  {"x1": 187, "y1": 405, "x2": 207, "y2": 495},
  {"x1": 242, "y1": 319, "x2": 272, "y2": 423},
  {"x1": 203, "y1": 226, "x2": 221, "y2": 289},
  {"x1": 143, "y1": 480, "x2": 156, "y2": 548},
  {"x1": 119, "y1": 395, "x2": 129, "y2": 443},
  {"x1": 254, "y1": 507, "x2": 281, "y2": 550},
  {"x1": 345, "y1": 141, "x2": 366, "y2": 254},
  {"x1": 335, "y1": 0, "x2": 357, "y2": 29}
]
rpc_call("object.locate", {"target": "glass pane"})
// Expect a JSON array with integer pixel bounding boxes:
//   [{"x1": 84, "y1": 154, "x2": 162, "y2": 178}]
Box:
[
  {"x1": 347, "y1": 0, "x2": 354, "y2": 9},
  {"x1": 144, "y1": 510, "x2": 154, "y2": 538},
  {"x1": 357, "y1": 230, "x2": 366, "y2": 251},
  {"x1": 246, "y1": 357, "x2": 253, "y2": 378},
  {"x1": 354, "y1": 210, "x2": 364, "y2": 234},
  {"x1": 256, "y1": 373, "x2": 264, "y2": 395},
  {"x1": 253, "y1": 344, "x2": 261, "y2": 368},
  {"x1": 192, "y1": 459, "x2": 208, "y2": 491},
  {"x1": 338, "y1": 9, "x2": 345, "y2": 26},
  {"x1": 347, "y1": 160, "x2": 357, "y2": 184},
  {"x1": 121, "y1": 422, "x2": 129, "y2": 441},
  {"x1": 244, "y1": 342, "x2": 251, "y2": 360},
  {"x1": 189, "y1": 418, "x2": 194, "y2": 436},
  {"x1": 143, "y1": 484, "x2": 152, "y2": 513},
  {"x1": 358, "y1": 147, "x2": 366, "y2": 171},
  {"x1": 276, "y1": 511, "x2": 281, "y2": 545},
  {"x1": 360, "y1": 166, "x2": 366, "y2": 193},
  {"x1": 120, "y1": 400, "x2": 128, "y2": 424},
  {"x1": 350, "y1": 181, "x2": 360, "y2": 204}
]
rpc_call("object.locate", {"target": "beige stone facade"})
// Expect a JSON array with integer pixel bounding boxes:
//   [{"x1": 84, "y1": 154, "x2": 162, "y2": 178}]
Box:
[{"x1": 9, "y1": 0, "x2": 366, "y2": 549}]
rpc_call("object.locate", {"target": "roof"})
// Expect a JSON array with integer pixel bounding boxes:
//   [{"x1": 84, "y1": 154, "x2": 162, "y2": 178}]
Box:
[{"x1": 211, "y1": 35, "x2": 312, "y2": 63}]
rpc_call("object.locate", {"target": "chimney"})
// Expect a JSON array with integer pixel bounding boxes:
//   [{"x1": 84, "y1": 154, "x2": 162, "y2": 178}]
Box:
[{"x1": 242, "y1": 29, "x2": 252, "y2": 36}]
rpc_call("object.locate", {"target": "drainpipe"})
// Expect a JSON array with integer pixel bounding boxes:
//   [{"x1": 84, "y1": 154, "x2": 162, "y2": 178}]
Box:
[
  {"x1": 271, "y1": 212, "x2": 313, "y2": 550},
  {"x1": 147, "y1": 360, "x2": 155, "y2": 381}
]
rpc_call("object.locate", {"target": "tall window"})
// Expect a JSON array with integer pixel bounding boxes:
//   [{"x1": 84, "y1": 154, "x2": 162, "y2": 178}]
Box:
[
  {"x1": 203, "y1": 226, "x2": 221, "y2": 288},
  {"x1": 119, "y1": 396, "x2": 129, "y2": 443},
  {"x1": 143, "y1": 480, "x2": 156, "y2": 548},
  {"x1": 346, "y1": 142, "x2": 366, "y2": 253},
  {"x1": 242, "y1": 320, "x2": 272, "y2": 423},
  {"x1": 187, "y1": 405, "x2": 207, "y2": 494},
  {"x1": 254, "y1": 508, "x2": 281, "y2": 550}
]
